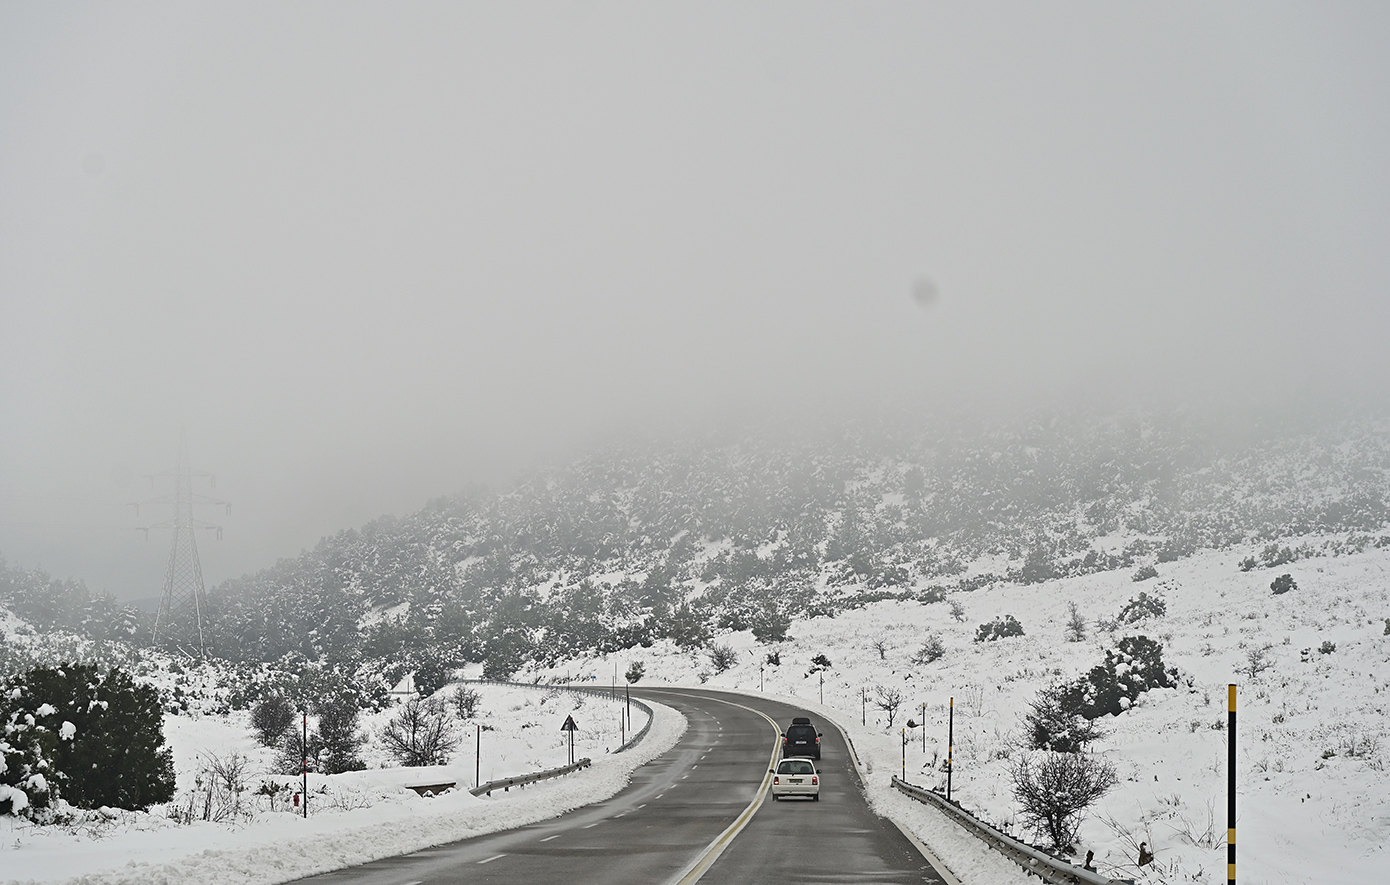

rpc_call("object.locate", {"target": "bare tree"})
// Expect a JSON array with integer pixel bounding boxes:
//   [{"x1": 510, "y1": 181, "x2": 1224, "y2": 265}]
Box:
[
  {"x1": 874, "y1": 685, "x2": 904, "y2": 728},
  {"x1": 381, "y1": 698, "x2": 459, "y2": 767},
  {"x1": 449, "y1": 685, "x2": 481, "y2": 719},
  {"x1": 870, "y1": 639, "x2": 889, "y2": 660},
  {"x1": 1011, "y1": 751, "x2": 1118, "y2": 850},
  {"x1": 1244, "y1": 645, "x2": 1273, "y2": 679}
]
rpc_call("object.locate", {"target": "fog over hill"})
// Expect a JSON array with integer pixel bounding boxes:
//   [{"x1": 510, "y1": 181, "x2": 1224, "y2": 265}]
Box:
[{"x1": 155, "y1": 405, "x2": 1388, "y2": 684}]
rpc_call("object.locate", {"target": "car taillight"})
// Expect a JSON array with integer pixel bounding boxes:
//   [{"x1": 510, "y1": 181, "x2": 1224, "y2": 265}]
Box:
[
  {"x1": 812, "y1": 776, "x2": 818, "y2": 785},
  {"x1": 773, "y1": 776, "x2": 780, "y2": 785},
  {"x1": 815, "y1": 736, "x2": 821, "y2": 744}
]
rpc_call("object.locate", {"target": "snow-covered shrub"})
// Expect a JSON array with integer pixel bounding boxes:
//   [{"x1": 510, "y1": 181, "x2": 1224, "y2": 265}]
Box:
[
  {"x1": 1073, "y1": 636, "x2": 1176, "y2": 719},
  {"x1": 1, "y1": 663, "x2": 174, "y2": 814},
  {"x1": 624, "y1": 661, "x2": 646, "y2": 684},
  {"x1": 1131, "y1": 565, "x2": 1159, "y2": 582},
  {"x1": 1117, "y1": 592, "x2": 1166, "y2": 624},
  {"x1": 1271, "y1": 573, "x2": 1297, "y2": 595},
  {"x1": 1022, "y1": 683, "x2": 1105, "y2": 753},
  {"x1": 974, "y1": 614, "x2": 1024, "y2": 642}
]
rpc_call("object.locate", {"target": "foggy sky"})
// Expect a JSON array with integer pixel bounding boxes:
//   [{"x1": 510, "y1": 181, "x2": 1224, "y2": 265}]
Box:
[{"x1": 3, "y1": 2, "x2": 1388, "y2": 600}]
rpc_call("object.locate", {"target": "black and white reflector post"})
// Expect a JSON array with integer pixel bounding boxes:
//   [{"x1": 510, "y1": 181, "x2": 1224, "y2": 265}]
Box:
[{"x1": 1229, "y1": 683, "x2": 1237, "y2": 884}]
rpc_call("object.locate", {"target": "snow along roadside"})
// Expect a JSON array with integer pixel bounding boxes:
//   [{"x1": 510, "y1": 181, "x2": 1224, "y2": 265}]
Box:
[{"x1": 0, "y1": 700, "x2": 687, "y2": 885}]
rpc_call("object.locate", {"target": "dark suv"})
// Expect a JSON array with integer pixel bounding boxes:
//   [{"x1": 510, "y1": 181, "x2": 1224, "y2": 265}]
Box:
[{"x1": 781, "y1": 716, "x2": 822, "y2": 759}]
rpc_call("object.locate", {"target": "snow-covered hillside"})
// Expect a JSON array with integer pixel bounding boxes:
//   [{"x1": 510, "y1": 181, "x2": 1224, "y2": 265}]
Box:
[{"x1": 533, "y1": 542, "x2": 1390, "y2": 885}]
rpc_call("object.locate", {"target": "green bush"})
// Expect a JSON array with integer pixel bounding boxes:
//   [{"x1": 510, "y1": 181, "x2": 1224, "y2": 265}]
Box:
[
  {"x1": 251, "y1": 694, "x2": 295, "y2": 747},
  {"x1": 1, "y1": 663, "x2": 174, "y2": 814}
]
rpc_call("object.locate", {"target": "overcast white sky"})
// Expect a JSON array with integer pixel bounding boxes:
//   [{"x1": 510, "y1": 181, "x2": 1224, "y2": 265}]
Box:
[{"x1": 2, "y1": 2, "x2": 1388, "y2": 600}]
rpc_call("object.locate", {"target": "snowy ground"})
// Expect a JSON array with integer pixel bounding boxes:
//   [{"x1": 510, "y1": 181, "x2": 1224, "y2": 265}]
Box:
[
  {"x1": 0, "y1": 683, "x2": 677, "y2": 885},
  {"x1": 533, "y1": 541, "x2": 1390, "y2": 885}
]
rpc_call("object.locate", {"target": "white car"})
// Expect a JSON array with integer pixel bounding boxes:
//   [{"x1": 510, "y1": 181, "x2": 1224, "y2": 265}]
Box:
[{"x1": 769, "y1": 756, "x2": 820, "y2": 801}]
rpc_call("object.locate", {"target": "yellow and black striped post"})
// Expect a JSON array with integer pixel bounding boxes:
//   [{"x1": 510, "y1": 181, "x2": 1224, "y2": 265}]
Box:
[
  {"x1": 946, "y1": 696, "x2": 954, "y2": 802},
  {"x1": 1228, "y1": 683, "x2": 1237, "y2": 884}
]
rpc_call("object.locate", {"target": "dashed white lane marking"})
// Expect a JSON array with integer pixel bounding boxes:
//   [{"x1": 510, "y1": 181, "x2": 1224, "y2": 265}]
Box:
[
  {"x1": 656, "y1": 794, "x2": 664, "y2": 799},
  {"x1": 638, "y1": 803, "x2": 647, "y2": 809},
  {"x1": 478, "y1": 854, "x2": 506, "y2": 864},
  {"x1": 582, "y1": 822, "x2": 599, "y2": 828},
  {"x1": 540, "y1": 834, "x2": 561, "y2": 842}
]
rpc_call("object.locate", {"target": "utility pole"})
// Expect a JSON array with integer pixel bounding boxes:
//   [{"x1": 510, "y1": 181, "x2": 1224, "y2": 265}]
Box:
[{"x1": 146, "y1": 431, "x2": 227, "y2": 655}]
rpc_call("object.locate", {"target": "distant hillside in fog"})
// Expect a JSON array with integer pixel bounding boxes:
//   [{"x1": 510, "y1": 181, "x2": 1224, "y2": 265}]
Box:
[{"x1": 191, "y1": 406, "x2": 1390, "y2": 684}]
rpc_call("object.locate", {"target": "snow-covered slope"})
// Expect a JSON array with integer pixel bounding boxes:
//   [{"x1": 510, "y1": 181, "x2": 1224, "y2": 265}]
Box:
[{"x1": 534, "y1": 542, "x2": 1390, "y2": 885}]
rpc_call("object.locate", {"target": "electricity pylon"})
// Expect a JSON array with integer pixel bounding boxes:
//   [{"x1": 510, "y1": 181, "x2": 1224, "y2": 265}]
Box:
[{"x1": 142, "y1": 432, "x2": 228, "y2": 655}]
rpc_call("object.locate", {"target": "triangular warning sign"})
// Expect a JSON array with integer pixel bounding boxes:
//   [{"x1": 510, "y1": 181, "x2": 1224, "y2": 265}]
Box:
[{"x1": 560, "y1": 715, "x2": 579, "y2": 731}]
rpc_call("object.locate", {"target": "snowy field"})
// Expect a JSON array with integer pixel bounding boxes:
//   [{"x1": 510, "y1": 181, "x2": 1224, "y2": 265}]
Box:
[
  {"x1": 0, "y1": 683, "x2": 678, "y2": 885},
  {"x1": 534, "y1": 541, "x2": 1390, "y2": 885}
]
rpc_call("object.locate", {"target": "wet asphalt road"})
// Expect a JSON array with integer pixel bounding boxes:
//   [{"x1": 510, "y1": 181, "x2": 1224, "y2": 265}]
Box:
[{"x1": 290, "y1": 687, "x2": 951, "y2": 885}]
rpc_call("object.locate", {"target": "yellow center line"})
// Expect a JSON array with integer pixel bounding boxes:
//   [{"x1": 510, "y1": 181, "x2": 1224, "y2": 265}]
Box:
[{"x1": 654, "y1": 690, "x2": 783, "y2": 885}]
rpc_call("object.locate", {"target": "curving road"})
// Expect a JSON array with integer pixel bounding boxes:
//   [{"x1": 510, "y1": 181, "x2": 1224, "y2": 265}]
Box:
[{"x1": 292, "y1": 687, "x2": 953, "y2": 885}]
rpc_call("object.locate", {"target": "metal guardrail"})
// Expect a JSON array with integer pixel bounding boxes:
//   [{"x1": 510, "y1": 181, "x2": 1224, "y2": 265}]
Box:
[
  {"x1": 471, "y1": 757, "x2": 592, "y2": 796},
  {"x1": 891, "y1": 777, "x2": 1133, "y2": 885},
  {"x1": 461, "y1": 678, "x2": 655, "y2": 753}
]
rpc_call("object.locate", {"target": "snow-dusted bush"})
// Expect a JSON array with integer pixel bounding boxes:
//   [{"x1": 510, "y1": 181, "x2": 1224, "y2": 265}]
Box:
[
  {"x1": 1022, "y1": 684, "x2": 1105, "y2": 753},
  {"x1": 1011, "y1": 750, "x2": 1117, "y2": 849},
  {"x1": 1, "y1": 663, "x2": 173, "y2": 815},
  {"x1": 910, "y1": 633, "x2": 945, "y2": 664},
  {"x1": 1117, "y1": 592, "x2": 1166, "y2": 624},
  {"x1": 974, "y1": 614, "x2": 1024, "y2": 642},
  {"x1": 1074, "y1": 636, "x2": 1175, "y2": 718},
  {"x1": 708, "y1": 644, "x2": 738, "y2": 673},
  {"x1": 1271, "y1": 573, "x2": 1297, "y2": 595},
  {"x1": 1131, "y1": 565, "x2": 1159, "y2": 582}
]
